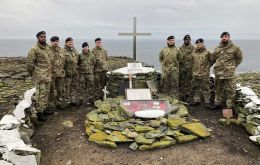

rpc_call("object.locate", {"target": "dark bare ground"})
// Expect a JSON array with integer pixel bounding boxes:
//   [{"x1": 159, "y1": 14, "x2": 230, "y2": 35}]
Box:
[{"x1": 32, "y1": 105, "x2": 260, "y2": 165}]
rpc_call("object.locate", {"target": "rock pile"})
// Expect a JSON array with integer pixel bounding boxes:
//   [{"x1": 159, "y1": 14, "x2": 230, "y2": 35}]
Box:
[
  {"x1": 0, "y1": 88, "x2": 40, "y2": 165},
  {"x1": 85, "y1": 97, "x2": 211, "y2": 150},
  {"x1": 219, "y1": 72, "x2": 260, "y2": 145}
]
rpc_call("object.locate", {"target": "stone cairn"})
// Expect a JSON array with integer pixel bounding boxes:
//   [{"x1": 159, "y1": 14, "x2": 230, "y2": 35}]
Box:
[
  {"x1": 85, "y1": 96, "x2": 211, "y2": 150},
  {"x1": 0, "y1": 88, "x2": 41, "y2": 165},
  {"x1": 218, "y1": 72, "x2": 260, "y2": 145}
]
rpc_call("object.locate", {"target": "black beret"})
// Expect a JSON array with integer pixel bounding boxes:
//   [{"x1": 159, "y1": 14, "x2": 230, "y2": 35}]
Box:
[
  {"x1": 50, "y1": 36, "x2": 59, "y2": 42},
  {"x1": 95, "y1": 38, "x2": 101, "y2": 42},
  {"x1": 183, "y1": 35, "x2": 191, "y2": 40},
  {"x1": 167, "y1": 35, "x2": 175, "y2": 40},
  {"x1": 36, "y1": 31, "x2": 46, "y2": 38},
  {"x1": 65, "y1": 37, "x2": 73, "y2": 43},
  {"x1": 220, "y1": 32, "x2": 230, "y2": 38},
  {"x1": 82, "y1": 42, "x2": 89, "y2": 48},
  {"x1": 195, "y1": 38, "x2": 204, "y2": 44}
]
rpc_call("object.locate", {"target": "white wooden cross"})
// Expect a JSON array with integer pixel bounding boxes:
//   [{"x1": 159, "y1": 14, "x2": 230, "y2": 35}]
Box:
[
  {"x1": 102, "y1": 86, "x2": 109, "y2": 99},
  {"x1": 118, "y1": 17, "x2": 151, "y2": 60}
]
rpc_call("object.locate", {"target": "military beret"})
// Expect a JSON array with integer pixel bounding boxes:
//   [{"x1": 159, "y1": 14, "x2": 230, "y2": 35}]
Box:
[
  {"x1": 36, "y1": 31, "x2": 46, "y2": 38},
  {"x1": 195, "y1": 38, "x2": 204, "y2": 44},
  {"x1": 95, "y1": 38, "x2": 101, "y2": 42},
  {"x1": 220, "y1": 32, "x2": 230, "y2": 38},
  {"x1": 65, "y1": 37, "x2": 73, "y2": 43},
  {"x1": 183, "y1": 35, "x2": 191, "y2": 40},
  {"x1": 167, "y1": 35, "x2": 175, "y2": 40},
  {"x1": 82, "y1": 42, "x2": 89, "y2": 48},
  {"x1": 50, "y1": 36, "x2": 59, "y2": 42}
]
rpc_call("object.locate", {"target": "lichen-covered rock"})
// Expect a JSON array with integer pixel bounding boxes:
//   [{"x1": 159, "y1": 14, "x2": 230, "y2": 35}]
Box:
[
  {"x1": 181, "y1": 123, "x2": 210, "y2": 138},
  {"x1": 134, "y1": 125, "x2": 155, "y2": 133},
  {"x1": 106, "y1": 131, "x2": 133, "y2": 142},
  {"x1": 167, "y1": 118, "x2": 188, "y2": 129},
  {"x1": 176, "y1": 105, "x2": 189, "y2": 117},
  {"x1": 89, "y1": 132, "x2": 109, "y2": 143},
  {"x1": 97, "y1": 141, "x2": 117, "y2": 148},
  {"x1": 149, "y1": 120, "x2": 161, "y2": 128},
  {"x1": 129, "y1": 142, "x2": 139, "y2": 150},
  {"x1": 175, "y1": 135, "x2": 198, "y2": 143},
  {"x1": 135, "y1": 134, "x2": 155, "y2": 144},
  {"x1": 139, "y1": 140, "x2": 175, "y2": 150},
  {"x1": 144, "y1": 130, "x2": 165, "y2": 139}
]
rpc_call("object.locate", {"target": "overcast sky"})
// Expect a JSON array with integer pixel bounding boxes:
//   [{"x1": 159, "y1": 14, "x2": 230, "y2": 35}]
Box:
[{"x1": 0, "y1": 0, "x2": 259, "y2": 39}]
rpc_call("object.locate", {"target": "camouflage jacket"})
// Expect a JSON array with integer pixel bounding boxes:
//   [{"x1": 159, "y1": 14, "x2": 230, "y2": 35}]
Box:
[
  {"x1": 92, "y1": 46, "x2": 108, "y2": 72},
  {"x1": 159, "y1": 46, "x2": 183, "y2": 72},
  {"x1": 78, "y1": 51, "x2": 96, "y2": 74},
  {"x1": 213, "y1": 41, "x2": 243, "y2": 79},
  {"x1": 192, "y1": 46, "x2": 213, "y2": 77},
  {"x1": 27, "y1": 43, "x2": 53, "y2": 83},
  {"x1": 179, "y1": 44, "x2": 194, "y2": 69},
  {"x1": 62, "y1": 46, "x2": 79, "y2": 77},
  {"x1": 50, "y1": 46, "x2": 65, "y2": 78}
]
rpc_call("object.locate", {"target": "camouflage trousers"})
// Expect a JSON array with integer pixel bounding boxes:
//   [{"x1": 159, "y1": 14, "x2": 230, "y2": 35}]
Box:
[
  {"x1": 215, "y1": 78, "x2": 235, "y2": 108},
  {"x1": 190, "y1": 76, "x2": 210, "y2": 103},
  {"x1": 161, "y1": 70, "x2": 179, "y2": 98},
  {"x1": 48, "y1": 77, "x2": 64, "y2": 108},
  {"x1": 80, "y1": 73, "x2": 95, "y2": 101},
  {"x1": 35, "y1": 82, "x2": 51, "y2": 113},
  {"x1": 64, "y1": 75, "x2": 79, "y2": 104},
  {"x1": 179, "y1": 68, "x2": 192, "y2": 100},
  {"x1": 94, "y1": 71, "x2": 107, "y2": 99}
]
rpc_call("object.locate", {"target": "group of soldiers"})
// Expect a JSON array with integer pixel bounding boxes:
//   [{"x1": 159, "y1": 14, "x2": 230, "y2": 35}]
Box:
[
  {"x1": 27, "y1": 31, "x2": 108, "y2": 121},
  {"x1": 27, "y1": 30, "x2": 243, "y2": 121},
  {"x1": 159, "y1": 32, "x2": 243, "y2": 110}
]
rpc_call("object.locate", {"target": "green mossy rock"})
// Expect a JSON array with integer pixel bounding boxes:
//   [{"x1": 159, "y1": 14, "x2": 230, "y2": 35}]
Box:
[
  {"x1": 144, "y1": 130, "x2": 165, "y2": 139},
  {"x1": 149, "y1": 120, "x2": 161, "y2": 128},
  {"x1": 106, "y1": 131, "x2": 133, "y2": 142},
  {"x1": 176, "y1": 105, "x2": 189, "y2": 117},
  {"x1": 139, "y1": 140, "x2": 174, "y2": 150},
  {"x1": 97, "y1": 141, "x2": 117, "y2": 148},
  {"x1": 135, "y1": 134, "x2": 155, "y2": 144},
  {"x1": 134, "y1": 125, "x2": 155, "y2": 133},
  {"x1": 86, "y1": 126, "x2": 93, "y2": 137},
  {"x1": 167, "y1": 118, "x2": 188, "y2": 129},
  {"x1": 89, "y1": 132, "x2": 109, "y2": 143},
  {"x1": 175, "y1": 135, "x2": 199, "y2": 143},
  {"x1": 103, "y1": 123, "x2": 125, "y2": 131},
  {"x1": 181, "y1": 123, "x2": 210, "y2": 138},
  {"x1": 129, "y1": 142, "x2": 139, "y2": 150}
]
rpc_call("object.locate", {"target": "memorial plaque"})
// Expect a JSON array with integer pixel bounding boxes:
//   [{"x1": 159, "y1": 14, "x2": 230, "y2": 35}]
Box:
[{"x1": 126, "y1": 89, "x2": 152, "y2": 100}]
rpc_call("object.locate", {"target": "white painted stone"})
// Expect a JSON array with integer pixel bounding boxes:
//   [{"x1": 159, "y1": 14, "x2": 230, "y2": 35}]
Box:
[
  {"x1": 3, "y1": 152, "x2": 37, "y2": 165},
  {"x1": 135, "y1": 110, "x2": 165, "y2": 118},
  {"x1": 0, "y1": 160, "x2": 13, "y2": 165},
  {"x1": 13, "y1": 87, "x2": 36, "y2": 120},
  {"x1": 0, "y1": 115, "x2": 20, "y2": 130}
]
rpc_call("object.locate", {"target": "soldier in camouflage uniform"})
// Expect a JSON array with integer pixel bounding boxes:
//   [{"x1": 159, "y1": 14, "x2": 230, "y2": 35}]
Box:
[
  {"x1": 189, "y1": 39, "x2": 213, "y2": 108},
  {"x1": 159, "y1": 35, "x2": 183, "y2": 98},
  {"x1": 92, "y1": 38, "x2": 108, "y2": 100},
  {"x1": 62, "y1": 37, "x2": 80, "y2": 106},
  {"x1": 78, "y1": 42, "x2": 96, "y2": 104},
  {"x1": 27, "y1": 31, "x2": 52, "y2": 121},
  {"x1": 179, "y1": 35, "x2": 194, "y2": 102},
  {"x1": 211, "y1": 32, "x2": 243, "y2": 109},
  {"x1": 48, "y1": 36, "x2": 65, "y2": 111}
]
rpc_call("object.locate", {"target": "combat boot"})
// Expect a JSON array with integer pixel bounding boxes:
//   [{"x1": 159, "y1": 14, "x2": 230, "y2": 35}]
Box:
[
  {"x1": 37, "y1": 112, "x2": 47, "y2": 122},
  {"x1": 44, "y1": 107, "x2": 55, "y2": 115}
]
